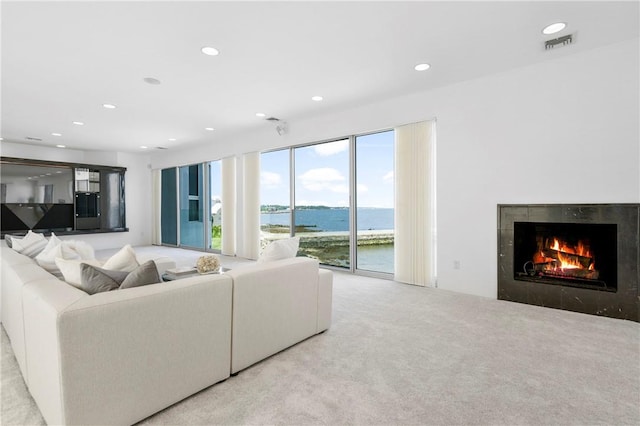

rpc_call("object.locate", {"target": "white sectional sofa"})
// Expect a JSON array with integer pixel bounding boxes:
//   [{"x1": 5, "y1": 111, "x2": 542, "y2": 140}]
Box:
[{"x1": 1, "y1": 245, "x2": 332, "y2": 425}]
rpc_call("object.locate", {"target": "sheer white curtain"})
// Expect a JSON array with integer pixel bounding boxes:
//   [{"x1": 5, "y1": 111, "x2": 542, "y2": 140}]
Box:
[
  {"x1": 241, "y1": 152, "x2": 260, "y2": 260},
  {"x1": 221, "y1": 156, "x2": 236, "y2": 256},
  {"x1": 394, "y1": 120, "x2": 436, "y2": 286},
  {"x1": 151, "y1": 169, "x2": 161, "y2": 245}
]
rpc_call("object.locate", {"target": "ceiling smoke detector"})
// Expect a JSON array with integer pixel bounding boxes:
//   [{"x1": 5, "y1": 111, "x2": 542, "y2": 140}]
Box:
[
  {"x1": 545, "y1": 34, "x2": 573, "y2": 50},
  {"x1": 265, "y1": 117, "x2": 288, "y2": 136}
]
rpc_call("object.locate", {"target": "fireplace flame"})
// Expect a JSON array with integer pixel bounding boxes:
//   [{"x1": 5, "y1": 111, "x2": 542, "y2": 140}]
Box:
[
  {"x1": 533, "y1": 236, "x2": 599, "y2": 280},
  {"x1": 550, "y1": 238, "x2": 591, "y2": 258},
  {"x1": 556, "y1": 250, "x2": 582, "y2": 270}
]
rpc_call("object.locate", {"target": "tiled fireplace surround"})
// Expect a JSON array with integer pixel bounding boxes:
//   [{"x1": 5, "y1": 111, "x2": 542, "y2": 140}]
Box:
[{"x1": 498, "y1": 204, "x2": 639, "y2": 322}]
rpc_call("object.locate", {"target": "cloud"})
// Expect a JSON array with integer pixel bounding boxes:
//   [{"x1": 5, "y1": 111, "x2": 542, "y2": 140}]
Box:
[
  {"x1": 313, "y1": 140, "x2": 349, "y2": 157},
  {"x1": 261, "y1": 171, "x2": 282, "y2": 188},
  {"x1": 298, "y1": 167, "x2": 348, "y2": 193},
  {"x1": 383, "y1": 171, "x2": 394, "y2": 183},
  {"x1": 357, "y1": 184, "x2": 368, "y2": 193}
]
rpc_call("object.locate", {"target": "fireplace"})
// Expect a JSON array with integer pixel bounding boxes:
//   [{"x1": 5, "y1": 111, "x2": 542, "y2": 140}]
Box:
[{"x1": 498, "y1": 204, "x2": 639, "y2": 321}]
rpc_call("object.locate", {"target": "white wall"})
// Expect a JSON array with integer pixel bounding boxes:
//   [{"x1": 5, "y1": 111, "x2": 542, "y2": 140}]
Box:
[{"x1": 1, "y1": 143, "x2": 153, "y2": 250}]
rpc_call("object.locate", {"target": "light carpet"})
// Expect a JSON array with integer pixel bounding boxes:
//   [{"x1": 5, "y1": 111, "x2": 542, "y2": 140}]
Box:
[{"x1": 2, "y1": 246, "x2": 639, "y2": 425}]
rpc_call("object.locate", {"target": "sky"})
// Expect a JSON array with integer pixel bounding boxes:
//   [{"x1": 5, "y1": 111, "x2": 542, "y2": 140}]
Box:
[{"x1": 260, "y1": 130, "x2": 394, "y2": 208}]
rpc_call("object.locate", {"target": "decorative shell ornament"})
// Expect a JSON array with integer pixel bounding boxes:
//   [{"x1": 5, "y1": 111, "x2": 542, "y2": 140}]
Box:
[{"x1": 196, "y1": 255, "x2": 220, "y2": 274}]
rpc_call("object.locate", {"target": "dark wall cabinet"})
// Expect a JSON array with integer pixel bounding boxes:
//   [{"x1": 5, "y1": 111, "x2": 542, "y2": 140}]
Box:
[{"x1": 1, "y1": 157, "x2": 127, "y2": 236}]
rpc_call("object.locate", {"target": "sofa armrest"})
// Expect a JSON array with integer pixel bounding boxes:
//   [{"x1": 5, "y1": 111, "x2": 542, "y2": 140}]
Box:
[
  {"x1": 317, "y1": 268, "x2": 333, "y2": 332},
  {"x1": 22, "y1": 274, "x2": 232, "y2": 425},
  {"x1": 227, "y1": 257, "x2": 320, "y2": 373}
]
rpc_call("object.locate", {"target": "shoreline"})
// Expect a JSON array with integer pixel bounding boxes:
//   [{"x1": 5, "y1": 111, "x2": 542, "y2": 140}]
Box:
[{"x1": 261, "y1": 229, "x2": 394, "y2": 245}]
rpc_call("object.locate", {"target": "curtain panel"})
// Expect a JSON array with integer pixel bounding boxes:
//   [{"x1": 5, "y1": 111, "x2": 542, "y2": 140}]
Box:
[
  {"x1": 394, "y1": 120, "x2": 436, "y2": 286},
  {"x1": 241, "y1": 152, "x2": 260, "y2": 260},
  {"x1": 151, "y1": 169, "x2": 162, "y2": 245},
  {"x1": 221, "y1": 156, "x2": 236, "y2": 256}
]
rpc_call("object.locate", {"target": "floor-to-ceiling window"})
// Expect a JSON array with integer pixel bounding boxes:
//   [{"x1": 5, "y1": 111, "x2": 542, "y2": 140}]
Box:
[
  {"x1": 260, "y1": 149, "x2": 291, "y2": 249},
  {"x1": 159, "y1": 128, "x2": 401, "y2": 275},
  {"x1": 209, "y1": 160, "x2": 222, "y2": 251},
  {"x1": 355, "y1": 130, "x2": 395, "y2": 274},
  {"x1": 179, "y1": 163, "x2": 205, "y2": 249},
  {"x1": 294, "y1": 139, "x2": 350, "y2": 268},
  {"x1": 258, "y1": 132, "x2": 395, "y2": 273}
]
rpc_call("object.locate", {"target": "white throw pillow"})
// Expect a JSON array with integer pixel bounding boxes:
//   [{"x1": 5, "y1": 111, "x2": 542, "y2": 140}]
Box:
[
  {"x1": 11, "y1": 230, "x2": 48, "y2": 257},
  {"x1": 257, "y1": 237, "x2": 300, "y2": 263},
  {"x1": 36, "y1": 236, "x2": 95, "y2": 274},
  {"x1": 36, "y1": 233, "x2": 67, "y2": 272},
  {"x1": 55, "y1": 257, "x2": 102, "y2": 288},
  {"x1": 64, "y1": 240, "x2": 96, "y2": 260},
  {"x1": 102, "y1": 244, "x2": 139, "y2": 272}
]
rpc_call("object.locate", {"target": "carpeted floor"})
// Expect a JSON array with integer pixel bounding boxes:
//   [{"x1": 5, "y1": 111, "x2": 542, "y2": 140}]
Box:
[{"x1": 2, "y1": 246, "x2": 639, "y2": 425}]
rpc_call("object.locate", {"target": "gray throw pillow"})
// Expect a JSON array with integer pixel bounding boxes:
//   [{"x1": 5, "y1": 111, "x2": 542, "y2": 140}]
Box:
[
  {"x1": 119, "y1": 260, "x2": 160, "y2": 290},
  {"x1": 80, "y1": 263, "x2": 129, "y2": 295}
]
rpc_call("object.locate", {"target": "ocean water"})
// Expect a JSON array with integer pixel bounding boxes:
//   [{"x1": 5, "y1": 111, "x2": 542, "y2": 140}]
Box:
[{"x1": 261, "y1": 207, "x2": 394, "y2": 232}]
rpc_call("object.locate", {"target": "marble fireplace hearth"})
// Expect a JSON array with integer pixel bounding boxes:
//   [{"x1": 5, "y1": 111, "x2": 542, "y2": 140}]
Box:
[{"x1": 498, "y1": 204, "x2": 639, "y2": 322}]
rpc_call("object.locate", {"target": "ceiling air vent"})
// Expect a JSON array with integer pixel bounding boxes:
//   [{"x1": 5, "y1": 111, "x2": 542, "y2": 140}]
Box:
[
  {"x1": 545, "y1": 34, "x2": 573, "y2": 50},
  {"x1": 25, "y1": 136, "x2": 42, "y2": 141}
]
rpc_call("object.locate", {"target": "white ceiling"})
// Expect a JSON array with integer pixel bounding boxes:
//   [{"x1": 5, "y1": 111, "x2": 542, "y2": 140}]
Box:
[{"x1": 1, "y1": 1, "x2": 638, "y2": 153}]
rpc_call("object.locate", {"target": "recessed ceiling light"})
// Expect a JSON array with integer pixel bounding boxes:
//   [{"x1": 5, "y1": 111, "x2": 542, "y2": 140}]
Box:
[
  {"x1": 311, "y1": 96, "x2": 323, "y2": 102},
  {"x1": 205, "y1": 127, "x2": 215, "y2": 131},
  {"x1": 256, "y1": 113, "x2": 266, "y2": 117},
  {"x1": 168, "y1": 138, "x2": 176, "y2": 142},
  {"x1": 103, "y1": 103, "x2": 117, "y2": 109},
  {"x1": 201, "y1": 46, "x2": 220, "y2": 56},
  {"x1": 51, "y1": 132, "x2": 62, "y2": 136},
  {"x1": 414, "y1": 63, "x2": 431, "y2": 71},
  {"x1": 0, "y1": 137, "x2": 4, "y2": 141},
  {"x1": 27, "y1": 177, "x2": 31, "y2": 180},
  {"x1": 56, "y1": 145, "x2": 66, "y2": 148},
  {"x1": 140, "y1": 145, "x2": 148, "y2": 149},
  {"x1": 143, "y1": 77, "x2": 161, "y2": 85},
  {"x1": 542, "y1": 22, "x2": 566, "y2": 35},
  {"x1": 56, "y1": 171, "x2": 62, "y2": 174}
]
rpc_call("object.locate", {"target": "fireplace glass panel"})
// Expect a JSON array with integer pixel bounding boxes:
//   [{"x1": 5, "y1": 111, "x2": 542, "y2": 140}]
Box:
[{"x1": 513, "y1": 222, "x2": 617, "y2": 292}]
